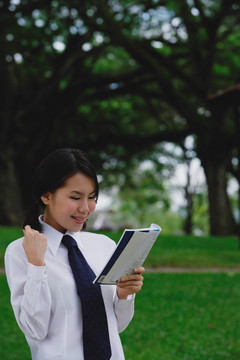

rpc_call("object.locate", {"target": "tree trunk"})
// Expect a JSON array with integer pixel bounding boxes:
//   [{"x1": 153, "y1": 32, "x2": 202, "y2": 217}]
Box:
[
  {"x1": 183, "y1": 175, "x2": 193, "y2": 235},
  {"x1": 0, "y1": 149, "x2": 23, "y2": 226},
  {"x1": 202, "y1": 160, "x2": 236, "y2": 235}
]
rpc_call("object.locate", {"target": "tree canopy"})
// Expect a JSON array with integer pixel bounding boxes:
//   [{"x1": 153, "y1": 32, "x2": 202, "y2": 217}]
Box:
[{"x1": 0, "y1": 0, "x2": 240, "y2": 234}]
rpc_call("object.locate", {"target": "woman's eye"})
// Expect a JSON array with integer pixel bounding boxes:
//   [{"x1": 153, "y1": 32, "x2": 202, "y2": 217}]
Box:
[
  {"x1": 89, "y1": 195, "x2": 97, "y2": 201},
  {"x1": 70, "y1": 196, "x2": 80, "y2": 200}
]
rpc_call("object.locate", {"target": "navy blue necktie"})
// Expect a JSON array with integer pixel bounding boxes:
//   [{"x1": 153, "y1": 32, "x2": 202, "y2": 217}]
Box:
[{"x1": 62, "y1": 235, "x2": 111, "y2": 360}]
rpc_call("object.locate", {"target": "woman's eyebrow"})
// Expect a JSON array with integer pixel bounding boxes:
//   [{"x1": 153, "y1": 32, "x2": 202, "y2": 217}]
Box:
[{"x1": 70, "y1": 190, "x2": 96, "y2": 195}]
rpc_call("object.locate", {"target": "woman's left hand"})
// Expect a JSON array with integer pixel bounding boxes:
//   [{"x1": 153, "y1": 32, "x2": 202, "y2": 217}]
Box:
[{"x1": 117, "y1": 267, "x2": 145, "y2": 299}]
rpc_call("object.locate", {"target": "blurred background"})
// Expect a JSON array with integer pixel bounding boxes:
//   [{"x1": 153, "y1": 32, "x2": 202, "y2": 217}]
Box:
[
  {"x1": 1, "y1": 2, "x2": 240, "y2": 359},
  {"x1": 0, "y1": 0, "x2": 240, "y2": 236}
]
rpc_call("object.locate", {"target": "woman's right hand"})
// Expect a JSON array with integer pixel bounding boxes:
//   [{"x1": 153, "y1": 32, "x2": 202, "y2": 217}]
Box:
[{"x1": 22, "y1": 225, "x2": 47, "y2": 266}]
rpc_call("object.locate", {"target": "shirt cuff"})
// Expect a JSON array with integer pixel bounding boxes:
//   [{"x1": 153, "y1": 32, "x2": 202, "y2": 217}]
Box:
[
  {"x1": 27, "y1": 262, "x2": 47, "y2": 280},
  {"x1": 115, "y1": 293, "x2": 135, "y2": 302}
]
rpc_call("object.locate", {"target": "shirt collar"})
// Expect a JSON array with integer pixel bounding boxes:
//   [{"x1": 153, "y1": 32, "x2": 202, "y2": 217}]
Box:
[{"x1": 39, "y1": 215, "x2": 86, "y2": 257}]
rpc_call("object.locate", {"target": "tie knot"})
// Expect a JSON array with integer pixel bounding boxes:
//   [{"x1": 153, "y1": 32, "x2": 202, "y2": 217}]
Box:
[{"x1": 62, "y1": 235, "x2": 78, "y2": 250}]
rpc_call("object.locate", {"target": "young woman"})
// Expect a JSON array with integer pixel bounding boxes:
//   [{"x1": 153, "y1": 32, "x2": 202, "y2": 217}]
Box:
[{"x1": 4, "y1": 148, "x2": 145, "y2": 360}]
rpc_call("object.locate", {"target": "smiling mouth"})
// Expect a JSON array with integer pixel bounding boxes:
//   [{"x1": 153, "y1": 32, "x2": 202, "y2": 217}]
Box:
[{"x1": 72, "y1": 216, "x2": 86, "y2": 223}]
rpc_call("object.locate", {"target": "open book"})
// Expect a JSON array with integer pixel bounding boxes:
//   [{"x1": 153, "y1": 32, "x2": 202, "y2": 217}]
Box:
[{"x1": 94, "y1": 223, "x2": 161, "y2": 285}]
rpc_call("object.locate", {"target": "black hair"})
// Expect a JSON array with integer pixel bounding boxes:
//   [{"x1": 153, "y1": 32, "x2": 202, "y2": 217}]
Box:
[{"x1": 23, "y1": 148, "x2": 99, "y2": 232}]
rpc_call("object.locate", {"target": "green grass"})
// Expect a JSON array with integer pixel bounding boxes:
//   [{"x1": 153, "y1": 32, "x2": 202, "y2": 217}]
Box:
[
  {"x1": 1, "y1": 226, "x2": 240, "y2": 359},
  {"x1": 0, "y1": 226, "x2": 22, "y2": 267},
  {"x1": 96, "y1": 230, "x2": 240, "y2": 268},
  {"x1": 1, "y1": 227, "x2": 240, "y2": 268},
  {"x1": 144, "y1": 235, "x2": 240, "y2": 268},
  {"x1": 121, "y1": 272, "x2": 240, "y2": 360},
  {"x1": 1, "y1": 272, "x2": 240, "y2": 360}
]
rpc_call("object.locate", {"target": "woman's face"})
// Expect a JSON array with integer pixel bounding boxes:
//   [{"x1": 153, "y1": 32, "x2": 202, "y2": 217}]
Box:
[{"x1": 41, "y1": 172, "x2": 97, "y2": 233}]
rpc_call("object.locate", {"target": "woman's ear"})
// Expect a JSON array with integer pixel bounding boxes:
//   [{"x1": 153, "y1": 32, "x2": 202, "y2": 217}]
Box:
[{"x1": 41, "y1": 192, "x2": 51, "y2": 206}]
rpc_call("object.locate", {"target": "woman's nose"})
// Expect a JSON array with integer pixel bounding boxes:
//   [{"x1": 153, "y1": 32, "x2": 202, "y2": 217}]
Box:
[{"x1": 78, "y1": 198, "x2": 89, "y2": 213}]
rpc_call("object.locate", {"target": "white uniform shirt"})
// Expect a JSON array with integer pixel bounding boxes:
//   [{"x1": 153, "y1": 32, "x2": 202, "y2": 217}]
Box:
[{"x1": 4, "y1": 218, "x2": 135, "y2": 360}]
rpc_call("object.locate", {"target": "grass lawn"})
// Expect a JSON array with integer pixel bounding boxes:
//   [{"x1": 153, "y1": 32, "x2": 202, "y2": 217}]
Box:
[
  {"x1": 1, "y1": 227, "x2": 240, "y2": 359},
  {"x1": 121, "y1": 272, "x2": 240, "y2": 360},
  {"x1": 0, "y1": 226, "x2": 22, "y2": 267},
  {"x1": 1, "y1": 226, "x2": 240, "y2": 269},
  {"x1": 93, "y1": 230, "x2": 240, "y2": 269},
  {"x1": 1, "y1": 272, "x2": 240, "y2": 360}
]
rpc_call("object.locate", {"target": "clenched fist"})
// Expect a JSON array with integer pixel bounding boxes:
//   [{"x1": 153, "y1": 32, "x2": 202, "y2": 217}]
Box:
[{"x1": 22, "y1": 225, "x2": 47, "y2": 266}]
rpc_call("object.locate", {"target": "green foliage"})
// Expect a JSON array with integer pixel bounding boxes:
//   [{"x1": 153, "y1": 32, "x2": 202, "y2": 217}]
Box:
[
  {"x1": 192, "y1": 189, "x2": 209, "y2": 234},
  {"x1": 1, "y1": 0, "x2": 240, "y2": 235},
  {"x1": 110, "y1": 163, "x2": 173, "y2": 228}
]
